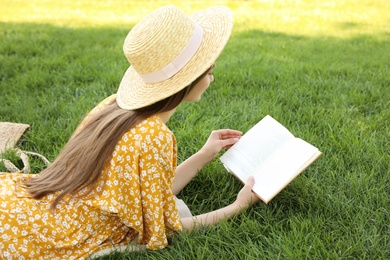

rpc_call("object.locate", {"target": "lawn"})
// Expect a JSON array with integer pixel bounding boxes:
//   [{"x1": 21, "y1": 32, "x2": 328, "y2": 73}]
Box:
[{"x1": 0, "y1": 0, "x2": 389, "y2": 259}]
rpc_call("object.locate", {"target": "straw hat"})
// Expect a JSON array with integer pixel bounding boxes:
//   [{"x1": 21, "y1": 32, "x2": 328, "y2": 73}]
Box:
[{"x1": 117, "y1": 5, "x2": 233, "y2": 110}]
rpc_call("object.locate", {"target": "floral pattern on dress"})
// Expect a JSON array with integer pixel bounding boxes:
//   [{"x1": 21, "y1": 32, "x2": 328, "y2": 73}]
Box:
[{"x1": 0, "y1": 95, "x2": 182, "y2": 259}]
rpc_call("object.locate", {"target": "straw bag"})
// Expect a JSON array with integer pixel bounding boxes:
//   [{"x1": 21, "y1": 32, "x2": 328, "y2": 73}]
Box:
[{"x1": 0, "y1": 122, "x2": 50, "y2": 173}]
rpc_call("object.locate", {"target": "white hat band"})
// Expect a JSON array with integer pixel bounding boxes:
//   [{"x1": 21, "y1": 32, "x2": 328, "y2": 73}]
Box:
[{"x1": 138, "y1": 23, "x2": 204, "y2": 83}]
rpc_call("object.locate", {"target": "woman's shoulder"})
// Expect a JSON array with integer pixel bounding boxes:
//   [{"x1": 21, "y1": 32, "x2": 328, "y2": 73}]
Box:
[
  {"x1": 116, "y1": 115, "x2": 175, "y2": 151},
  {"x1": 131, "y1": 115, "x2": 172, "y2": 137},
  {"x1": 91, "y1": 94, "x2": 117, "y2": 113},
  {"x1": 74, "y1": 94, "x2": 117, "y2": 135}
]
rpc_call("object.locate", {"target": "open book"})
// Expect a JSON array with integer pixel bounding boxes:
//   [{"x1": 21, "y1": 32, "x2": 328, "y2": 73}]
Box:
[{"x1": 220, "y1": 115, "x2": 322, "y2": 203}]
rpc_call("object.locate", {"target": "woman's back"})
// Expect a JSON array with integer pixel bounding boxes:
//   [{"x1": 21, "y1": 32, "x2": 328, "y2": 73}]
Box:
[{"x1": 0, "y1": 97, "x2": 182, "y2": 258}]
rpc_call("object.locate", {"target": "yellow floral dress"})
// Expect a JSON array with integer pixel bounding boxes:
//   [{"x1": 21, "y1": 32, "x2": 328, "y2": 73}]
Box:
[{"x1": 0, "y1": 95, "x2": 182, "y2": 259}]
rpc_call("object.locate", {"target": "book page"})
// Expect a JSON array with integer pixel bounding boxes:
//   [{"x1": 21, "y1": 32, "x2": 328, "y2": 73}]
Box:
[
  {"x1": 251, "y1": 138, "x2": 321, "y2": 203},
  {"x1": 220, "y1": 115, "x2": 295, "y2": 183}
]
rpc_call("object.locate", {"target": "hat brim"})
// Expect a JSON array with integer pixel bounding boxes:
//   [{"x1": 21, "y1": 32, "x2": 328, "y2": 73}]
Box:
[{"x1": 117, "y1": 6, "x2": 233, "y2": 110}]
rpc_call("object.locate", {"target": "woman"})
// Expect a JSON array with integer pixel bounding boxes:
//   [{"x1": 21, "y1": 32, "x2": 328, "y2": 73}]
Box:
[{"x1": 0, "y1": 5, "x2": 259, "y2": 259}]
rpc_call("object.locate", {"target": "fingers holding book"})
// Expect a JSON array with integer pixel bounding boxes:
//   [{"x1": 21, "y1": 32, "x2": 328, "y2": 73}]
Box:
[
  {"x1": 234, "y1": 176, "x2": 261, "y2": 208},
  {"x1": 200, "y1": 129, "x2": 242, "y2": 160}
]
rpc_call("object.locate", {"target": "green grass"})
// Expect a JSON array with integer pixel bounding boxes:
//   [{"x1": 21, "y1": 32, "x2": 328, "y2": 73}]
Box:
[{"x1": 1, "y1": 0, "x2": 389, "y2": 259}]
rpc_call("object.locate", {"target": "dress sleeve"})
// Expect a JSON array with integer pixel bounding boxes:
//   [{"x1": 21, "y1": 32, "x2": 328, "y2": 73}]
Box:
[{"x1": 112, "y1": 119, "x2": 182, "y2": 249}]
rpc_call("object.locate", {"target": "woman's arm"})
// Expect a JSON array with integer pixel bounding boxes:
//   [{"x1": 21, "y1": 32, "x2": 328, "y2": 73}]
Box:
[
  {"x1": 180, "y1": 176, "x2": 260, "y2": 230},
  {"x1": 172, "y1": 129, "x2": 242, "y2": 195}
]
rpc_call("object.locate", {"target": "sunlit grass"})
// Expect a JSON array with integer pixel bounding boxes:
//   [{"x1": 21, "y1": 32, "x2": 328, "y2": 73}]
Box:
[
  {"x1": 231, "y1": 0, "x2": 390, "y2": 37},
  {"x1": 1, "y1": 0, "x2": 389, "y2": 37}
]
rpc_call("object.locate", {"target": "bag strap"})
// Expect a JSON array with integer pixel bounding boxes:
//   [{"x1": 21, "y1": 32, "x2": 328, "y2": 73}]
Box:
[
  {"x1": 0, "y1": 149, "x2": 51, "y2": 174},
  {"x1": 0, "y1": 122, "x2": 51, "y2": 174}
]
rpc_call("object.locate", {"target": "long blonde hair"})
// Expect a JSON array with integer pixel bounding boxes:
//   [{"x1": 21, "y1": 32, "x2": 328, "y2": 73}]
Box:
[{"x1": 24, "y1": 79, "x2": 205, "y2": 209}]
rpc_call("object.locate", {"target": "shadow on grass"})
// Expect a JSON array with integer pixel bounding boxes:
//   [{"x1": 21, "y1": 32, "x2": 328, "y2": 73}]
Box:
[{"x1": 1, "y1": 21, "x2": 389, "y2": 258}]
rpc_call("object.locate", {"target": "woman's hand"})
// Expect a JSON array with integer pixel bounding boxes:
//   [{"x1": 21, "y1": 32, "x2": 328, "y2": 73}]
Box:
[
  {"x1": 233, "y1": 176, "x2": 260, "y2": 208},
  {"x1": 199, "y1": 129, "x2": 242, "y2": 160}
]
